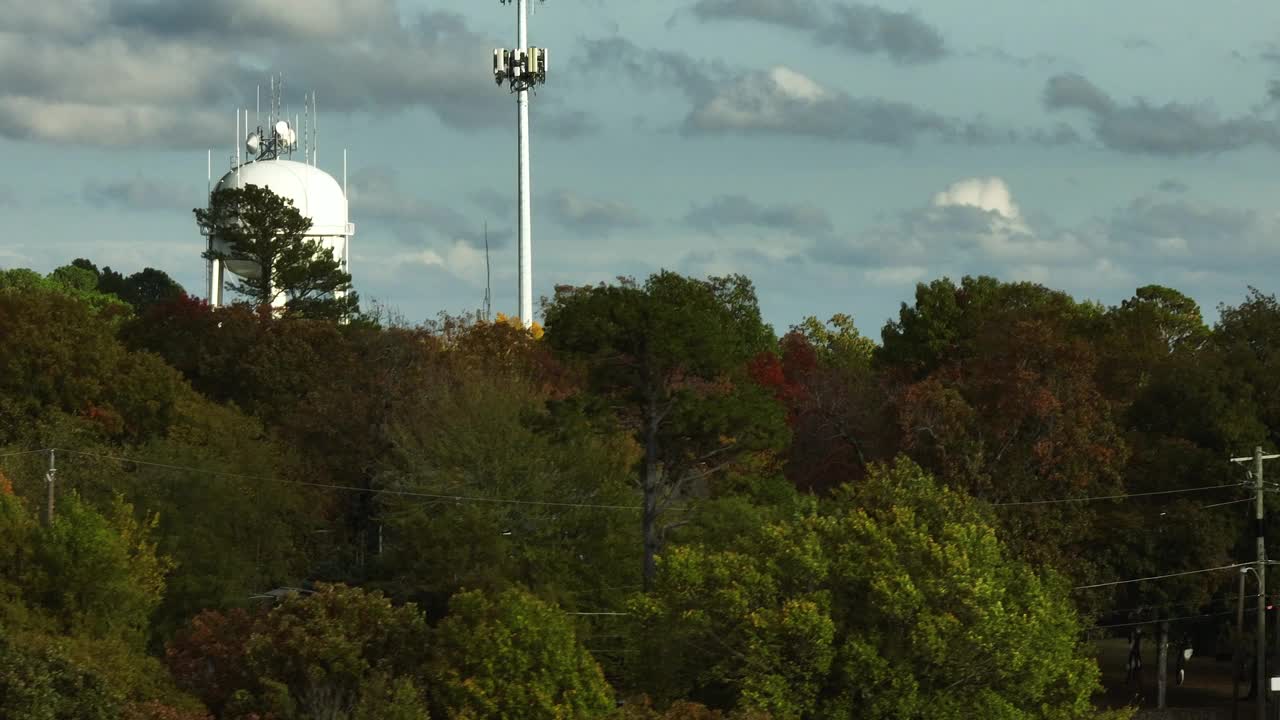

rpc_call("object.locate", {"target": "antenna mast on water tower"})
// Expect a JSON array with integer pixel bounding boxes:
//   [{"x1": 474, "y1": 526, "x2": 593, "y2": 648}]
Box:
[{"x1": 493, "y1": 0, "x2": 548, "y2": 328}]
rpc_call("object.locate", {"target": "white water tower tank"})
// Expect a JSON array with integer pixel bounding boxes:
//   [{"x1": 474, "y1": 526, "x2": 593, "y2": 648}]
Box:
[{"x1": 211, "y1": 159, "x2": 355, "y2": 282}]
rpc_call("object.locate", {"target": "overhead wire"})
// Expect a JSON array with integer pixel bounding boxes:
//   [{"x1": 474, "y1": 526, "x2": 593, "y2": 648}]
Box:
[
  {"x1": 993, "y1": 482, "x2": 1244, "y2": 507},
  {"x1": 1200, "y1": 498, "x2": 1253, "y2": 509},
  {"x1": 53, "y1": 448, "x2": 642, "y2": 512},
  {"x1": 1074, "y1": 563, "x2": 1246, "y2": 591},
  {"x1": 0, "y1": 448, "x2": 54, "y2": 460},
  {"x1": 1099, "y1": 593, "x2": 1261, "y2": 618},
  {"x1": 1086, "y1": 608, "x2": 1247, "y2": 631},
  {"x1": 18, "y1": 447, "x2": 1250, "y2": 512}
]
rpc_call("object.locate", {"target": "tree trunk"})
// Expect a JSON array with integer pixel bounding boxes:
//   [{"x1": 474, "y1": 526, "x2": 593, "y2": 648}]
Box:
[{"x1": 642, "y1": 394, "x2": 661, "y2": 591}]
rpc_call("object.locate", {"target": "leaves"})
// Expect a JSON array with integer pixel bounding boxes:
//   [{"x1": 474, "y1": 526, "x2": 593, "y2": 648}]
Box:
[
  {"x1": 431, "y1": 587, "x2": 614, "y2": 720},
  {"x1": 627, "y1": 458, "x2": 1104, "y2": 720},
  {"x1": 196, "y1": 184, "x2": 358, "y2": 319}
]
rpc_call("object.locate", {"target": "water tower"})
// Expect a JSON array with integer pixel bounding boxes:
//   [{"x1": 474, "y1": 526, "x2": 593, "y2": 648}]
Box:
[{"x1": 204, "y1": 81, "x2": 354, "y2": 309}]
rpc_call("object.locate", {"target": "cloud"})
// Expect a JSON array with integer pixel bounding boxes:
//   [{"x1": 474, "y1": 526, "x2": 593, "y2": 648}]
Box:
[
  {"x1": 690, "y1": 0, "x2": 822, "y2": 30},
  {"x1": 109, "y1": 0, "x2": 400, "y2": 41},
  {"x1": 1043, "y1": 73, "x2": 1280, "y2": 155},
  {"x1": 348, "y1": 167, "x2": 504, "y2": 248},
  {"x1": 0, "y1": 6, "x2": 597, "y2": 148},
  {"x1": 688, "y1": 66, "x2": 1006, "y2": 145},
  {"x1": 582, "y1": 37, "x2": 726, "y2": 101},
  {"x1": 1103, "y1": 196, "x2": 1268, "y2": 270},
  {"x1": 685, "y1": 195, "x2": 833, "y2": 237},
  {"x1": 688, "y1": 0, "x2": 946, "y2": 64},
  {"x1": 0, "y1": 185, "x2": 16, "y2": 208},
  {"x1": 932, "y1": 177, "x2": 1022, "y2": 222},
  {"x1": 812, "y1": 176, "x2": 1280, "y2": 299},
  {"x1": 815, "y1": 3, "x2": 946, "y2": 64},
  {"x1": 0, "y1": 96, "x2": 229, "y2": 148},
  {"x1": 813, "y1": 176, "x2": 1094, "y2": 282},
  {"x1": 82, "y1": 177, "x2": 193, "y2": 212},
  {"x1": 585, "y1": 39, "x2": 1006, "y2": 146},
  {"x1": 548, "y1": 190, "x2": 647, "y2": 236}
]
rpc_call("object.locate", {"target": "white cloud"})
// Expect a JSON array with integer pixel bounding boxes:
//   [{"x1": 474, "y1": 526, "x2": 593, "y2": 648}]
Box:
[
  {"x1": 0, "y1": 96, "x2": 227, "y2": 148},
  {"x1": 932, "y1": 177, "x2": 1022, "y2": 221}
]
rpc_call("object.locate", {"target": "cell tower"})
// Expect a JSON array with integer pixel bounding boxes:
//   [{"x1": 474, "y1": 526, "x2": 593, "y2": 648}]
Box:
[{"x1": 493, "y1": 0, "x2": 548, "y2": 328}]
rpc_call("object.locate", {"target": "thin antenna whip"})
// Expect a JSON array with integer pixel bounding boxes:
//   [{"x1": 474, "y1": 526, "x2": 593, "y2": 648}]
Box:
[{"x1": 484, "y1": 222, "x2": 493, "y2": 322}]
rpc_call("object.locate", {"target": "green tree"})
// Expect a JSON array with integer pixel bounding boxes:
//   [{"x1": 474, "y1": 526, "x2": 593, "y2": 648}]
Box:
[
  {"x1": 0, "y1": 266, "x2": 129, "y2": 314},
  {"x1": 378, "y1": 365, "x2": 639, "y2": 616},
  {"x1": 26, "y1": 493, "x2": 171, "y2": 645},
  {"x1": 543, "y1": 272, "x2": 788, "y2": 588},
  {"x1": 626, "y1": 458, "x2": 1110, "y2": 720},
  {"x1": 1215, "y1": 288, "x2": 1280, "y2": 449},
  {"x1": 431, "y1": 587, "x2": 614, "y2": 720},
  {"x1": 171, "y1": 584, "x2": 432, "y2": 720},
  {"x1": 105, "y1": 267, "x2": 186, "y2": 311},
  {"x1": 0, "y1": 635, "x2": 120, "y2": 720},
  {"x1": 196, "y1": 184, "x2": 357, "y2": 319},
  {"x1": 0, "y1": 492, "x2": 207, "y2": 719},
  {"x1": 790, "y1": 314, "x2": 875, "y2": 371}
]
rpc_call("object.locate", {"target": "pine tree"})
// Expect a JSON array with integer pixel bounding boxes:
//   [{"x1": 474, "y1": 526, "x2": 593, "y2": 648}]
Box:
[{"x1": 196, "y1": 184, "x2": 358, "y2": 320}]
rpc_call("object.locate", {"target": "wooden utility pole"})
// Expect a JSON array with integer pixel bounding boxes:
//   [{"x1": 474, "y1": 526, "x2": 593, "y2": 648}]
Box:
[
  {"x1": 1259, "y1": 445, "x2": 1280, "y2": 720},
  {"x1": 1158, "y1": 619, "x2": 1170, "y2": 708},
  {"x1": 43, "y1": 449, "x2": 55, "y2": 526},
  {"x1": 1239, "y1": 568, "x2": 1249, "y2": 720},
  {"x1": 1258, "y1": 445, "x2": 1266, "y2": 720},
  {"x1": 1233, "y1": 446, "x2": 1279, "y2": 720}
]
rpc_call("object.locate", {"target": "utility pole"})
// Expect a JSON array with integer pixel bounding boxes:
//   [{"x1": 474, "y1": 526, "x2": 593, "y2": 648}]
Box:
[
  {"x1": 1233, "y1": 446, "x2": 1280, "y2": 720},
  {"x1": 493, "y1": 0, "x2": 548, "y2": 328},
  {"x1": 1259, "y1": 444, "x2": 1267, "y2": 720},
  {"x1": 1157, "y1": 618, "x2": 1169, "y2": 708},
  {"x1": 1240, "y1": 568, "x2": 1250, "y2": 720},
  {"x1": 43, "y1": 449, "x2": 55, "y2": 526}
]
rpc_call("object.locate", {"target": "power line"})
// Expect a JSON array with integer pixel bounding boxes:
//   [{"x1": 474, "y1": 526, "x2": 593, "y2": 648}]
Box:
[
  {"x1": 994, "y1": 483, "x2": 1243, "y2": 507},
  {"x1": 0, "y1": 448, "x2": 53, "y2": 460},
  {"x1": 1087, "y1": 608, "x2": 1246, "y2": 631},
  {"x1": 53, "y1": 448, "x2": 642, "y2": 512},
  {"x1": 1074, "y1": 563, "x2": 1245, "y2": 591},
  {"x1": 1103, "y1": 593, "x2": 1261, "y2": 617},
  {"x1": 1201, "y1": 498, "x2": 1253, "y2": 509}
]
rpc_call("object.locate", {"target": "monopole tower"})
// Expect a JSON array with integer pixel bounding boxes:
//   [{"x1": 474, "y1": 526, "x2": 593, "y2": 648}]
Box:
[{"x1": 493, "y1": 0, "x2": 549, "y2": 328}]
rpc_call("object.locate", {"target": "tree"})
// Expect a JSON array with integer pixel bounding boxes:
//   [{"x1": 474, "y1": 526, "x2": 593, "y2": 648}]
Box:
[
  {"x1": 0, "y1": 266, "x2": 130, "y2": 315},
  {"x1": 26, "y1": 493, "x2": 171, "y2": 646},
  {"x1": 170, "y1": 584, "x2": 433, "y2": 720},
  {"x1": 1215, "y1": 288, "x2": 1280, "y2": 449},
  {"x1": 877, "y1": 277, "x2": 1126, "y2": 578},
  {"x1": 114, "y1": 268, "x2": 186, "y2": 311},
  {"x1": 625, "y1": 458, "x2": 1111, "y2": 720},
  {"x1": 0, "y1": 635, "x2": 120, "y2": 720},
  {"x1": 377, "y1": 364, "x2": 639, "y2": 617},
  {"x1": 431, "y1": 587, "x2": 614, "y2": 720},
  {"x1": 749, "y1": 318, "x2": 891, "y2": 494},
  {"x1": 196, "y1": 184, "x2": 357, "y2": 319},
  {"x1": 543, "y1": 272, "x2": 788, "y2": 588}
]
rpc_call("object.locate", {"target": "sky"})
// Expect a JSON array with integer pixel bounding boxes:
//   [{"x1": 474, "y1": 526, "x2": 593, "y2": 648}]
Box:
[{"x1": 4, "y1": 0, "x2": 1280, "y2": 336}]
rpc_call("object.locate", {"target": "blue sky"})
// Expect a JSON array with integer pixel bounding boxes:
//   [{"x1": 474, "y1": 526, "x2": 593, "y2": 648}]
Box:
[{"x1": 4, "y1": 0, "x2": 1280, "y2": 335}]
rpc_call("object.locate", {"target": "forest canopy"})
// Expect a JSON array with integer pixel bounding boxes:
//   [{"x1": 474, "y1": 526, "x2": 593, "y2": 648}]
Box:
[{"x1": 1, "y1": 260, "x2": 1275, "y2": 719}]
